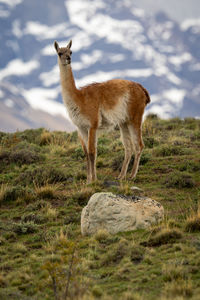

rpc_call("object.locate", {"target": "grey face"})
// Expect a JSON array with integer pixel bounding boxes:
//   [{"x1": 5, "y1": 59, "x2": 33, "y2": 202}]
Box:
[{"x1": 54, "y1": 40, "x2": 72, "y2": 65}]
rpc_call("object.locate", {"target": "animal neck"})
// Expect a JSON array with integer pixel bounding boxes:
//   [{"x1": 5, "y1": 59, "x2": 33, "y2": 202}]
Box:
[{"x1": 58, "y1": 60, "x2": 80, "y2": 105}]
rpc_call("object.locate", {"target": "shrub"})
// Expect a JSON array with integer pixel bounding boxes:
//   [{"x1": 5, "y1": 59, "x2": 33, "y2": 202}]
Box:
[
  {"x1": 17, "y1": 166, "x2": 70, "y2": 185},
  {"x1": 9, "y1": 149, "x2": 40, "y2": 165},
  {"x1": 144, "y1": 137, "x2": 159, "y2": 148},
  {"x1": 96, "y1": 158, "x2": 108, "y2": 168},
  {"x1": 179, "y1": 160, "x2": 200, "y2": 172},
  {"x1": 164, "y1": 171, "x2": 195, "y2": 188},
  {"x1": 130, "y1": 245, "x2": 145, "y2": 264},
  {"x1": 64, "y1": 213, "x2": 80, "y2": 225},
  {"x1": 73, "y1": 188, "x2": 94, "y2": 206},
  {"x1": 25, "y1": 200, "x2": 47, "y2": 212},
  {"x1": 97, "y1": 145, "x2": 109, "y2": 155},
  {"x1": 92, "y1": 285, "x2": 103, "y2": 298},
  {"x1": 146, "y1": 113, "x2": 159, "y2": 120},
  {"x1": 0, "y1": 131, "x2": 7, "y2": 142},
  {"x1": 98, "y1": 136, "x2": 110, "y2": 145},
  {"x1": 72, "y1": 146, "x2": 85, "y2": 159},
  {"x1": 0, "y1": 150, "x2": 10, "y2": 164},
  {"x1": 0, "y1": 185, "x2": 26, "y2": 203},
  {"x1": 0, "y1": 133, "x2": 21, "y2": 148},
  {"x1": 12, "y1": 221, "x2": 38, "y2": 234},
  {"x1": 69, "y1": 131, "x2": 78, "y2": 142},
  {"x1": 140, "y1": 152, "x2": 151, "y2": 165},
  {"x1": 184, "y1": 117, "x2": 197, "y2": 130},
  {"x1": 75, "y1": 172, "x2": 87, "y2": 181},
  {"x1": 21, "y1": 212, "x2": 46, "y2": 224},
  {"x1": 17, "y1": 128, "x2": 43, "y2": 144},
  {"x1": 190, "y1": 131, "x2": 200, "y2": 141},
  {"x1": 154, "y1": 145, "x2": 186, "y2": 157},
  {"x1": 0, "y1": 142, "x2": 41, "y2": 166},
  {"x1": 101, "y1": 238, "x2": 129, "y2": 265},
  {"x1": 142, "y1": 228, "x2": 182, "y2": 247},
  {"x1": 13, "y1": 141, "x2": 41, "y2": 152}
]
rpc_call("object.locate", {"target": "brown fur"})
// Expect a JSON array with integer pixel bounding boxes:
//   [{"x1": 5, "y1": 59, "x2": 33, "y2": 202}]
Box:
[{"x1": 54, "y1": 40, "x2": 151, "y2": 183}]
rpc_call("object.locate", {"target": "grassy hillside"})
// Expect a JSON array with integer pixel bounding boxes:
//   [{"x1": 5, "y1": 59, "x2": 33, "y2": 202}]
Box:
[{"x1": 0, "y1": 115, "x2": 200, "y2": 300}]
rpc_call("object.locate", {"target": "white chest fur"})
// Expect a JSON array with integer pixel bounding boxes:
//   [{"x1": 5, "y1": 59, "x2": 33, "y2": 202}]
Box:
[{"x1": 62, "y1": 90, "x2": 90, "y2": 128}]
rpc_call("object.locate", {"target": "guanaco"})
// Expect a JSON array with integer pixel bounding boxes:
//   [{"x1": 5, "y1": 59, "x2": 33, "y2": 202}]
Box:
[{"x1": 54, "y1": 40, "x2": 151, "y2": 183}]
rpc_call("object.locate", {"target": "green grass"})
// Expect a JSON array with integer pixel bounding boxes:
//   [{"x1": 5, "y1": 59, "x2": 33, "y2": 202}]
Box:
[{"x1": 0, "y1": 117, "x2": 200, "y2": 299}]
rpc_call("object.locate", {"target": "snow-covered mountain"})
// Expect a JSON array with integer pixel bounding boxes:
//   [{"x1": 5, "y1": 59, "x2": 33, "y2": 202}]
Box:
[{"x1": 0, "y1": 0, "x2": 200, "y2": 132}]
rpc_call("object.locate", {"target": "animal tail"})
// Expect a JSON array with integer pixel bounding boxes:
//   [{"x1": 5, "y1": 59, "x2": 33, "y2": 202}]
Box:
[{"x1": 138, "y1": 83, "x2": 151, "y2": 105}]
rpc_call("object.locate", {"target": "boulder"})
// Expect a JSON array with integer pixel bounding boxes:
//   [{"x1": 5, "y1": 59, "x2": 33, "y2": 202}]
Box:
[{"x1": 81, "y1": 192, "x2": 164, "y2": 236}]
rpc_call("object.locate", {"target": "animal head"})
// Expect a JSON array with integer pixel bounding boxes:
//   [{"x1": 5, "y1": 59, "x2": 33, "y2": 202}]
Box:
[{"x1": 54, "y1": 40, "x2": 72, "y2": 65}]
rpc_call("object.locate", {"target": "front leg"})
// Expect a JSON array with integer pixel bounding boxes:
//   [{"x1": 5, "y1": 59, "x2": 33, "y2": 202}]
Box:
[
  {"x1": 78, "y1": 128, "x2": 90, "y2": 183},
  {"x1": 88, "y1": 127, "x2": 97, "y2": 183}
]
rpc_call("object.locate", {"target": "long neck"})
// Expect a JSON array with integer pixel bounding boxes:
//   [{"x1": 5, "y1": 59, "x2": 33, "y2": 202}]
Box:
[{"x1": 58, "y1": 60, "x2": 80, "y2": 106}]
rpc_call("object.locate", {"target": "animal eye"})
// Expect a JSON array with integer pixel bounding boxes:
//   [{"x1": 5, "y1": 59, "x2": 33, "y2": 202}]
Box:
[
  {"x1": 58, "y1": 53, "x2": 62, "y2": 57},
  {"x1": 70, "y1": 51, "x2": 72, "y2": 55}
]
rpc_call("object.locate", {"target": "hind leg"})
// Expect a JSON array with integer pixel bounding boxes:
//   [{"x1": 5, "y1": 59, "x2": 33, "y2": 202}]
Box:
[
  {"x1": 128, "y1": 123, "x2": 144, "y2": 179},
  {"x1": 118, "y1": 123, "x2": 134, "y2": 180}
]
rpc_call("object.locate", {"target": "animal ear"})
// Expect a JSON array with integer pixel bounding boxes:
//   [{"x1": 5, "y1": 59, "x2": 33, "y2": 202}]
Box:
[
  {"x1": 67, "y1": 40, "x2": 72, "y2": 49},
  {"x1": 54, "y1": 41, "x2": 59, "y2": 53}
]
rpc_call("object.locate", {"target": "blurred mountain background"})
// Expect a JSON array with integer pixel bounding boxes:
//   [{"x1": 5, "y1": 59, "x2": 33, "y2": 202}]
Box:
[{"x1": 0, "y1": 0, "x2": 200, "y2": 132}]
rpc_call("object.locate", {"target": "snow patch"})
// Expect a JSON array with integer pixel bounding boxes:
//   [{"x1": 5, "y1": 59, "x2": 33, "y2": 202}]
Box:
[
  {"x1": 0, "y1": 9, "x2": 9, "y2": 17},
  {"x1": 131, "y1": 7, "x2": 145, "y2": 18},
  {"x1": 24, "y1": 21, "x2": 69, "y2": 41},
  {"x1": 23, "y1": 87, "x2": 69, "y2": 119},
  {"x1": 76, "y1": 69, "x2": 152, "y2": 87},
  {"x1": 73, "y1": 50, "x2": 103, "y2": 70},
  {"x1": 109, "y1": 54, "x2": 125, "y2": 63},
  {"x1": 147, "y1": 89, "x2": 186, "y2": 119},
  {"x1": 189, "y1": 63, "x2": 200, "y2": 71},
  {"x1": 0, "y1": 59, "x2": 39, "y2": 80},
  {"x1": 0, "y1": 89, "x2": 4, "y2": 98},
  {"x1": 0, "y1": 0, "x2": 23, "y2": 8},
  {"x1": 169, "y1": 53, "x2": 192, "y2": 67},
  {"x1": 66, "y1": 0, "x2": 143, "y2": 41},
  {"x1": 181, "y1": 18, "x2": 200, "y2": 31},
  {"x1": 12, "y1": 19, "x2": 23, "y2": 38},
  {"x1": 40, "y1": 66, "x2": 59, "y2": 87},
  {"x1": 5, "y1": 99, "x2": 14, "y2": 108}
]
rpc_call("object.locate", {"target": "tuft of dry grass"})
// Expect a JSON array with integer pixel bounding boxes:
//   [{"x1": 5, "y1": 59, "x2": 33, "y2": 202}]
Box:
[
  {"x1": 143, "y1": 117, "x2": 157, "y2": 136},
  {"x1": 40, "y1": 129, "x2": 69, "y2": 147},
  {"x1": 162, "y1": 262, "x2": 187, "y2": 282},
  {"x1": 0, "y1": 184, "x2": 8, "y2": 203},
  {"x1": 121, "y1": 292, "x2": 143, "y2": 300},
  {"x1": 94, "y1": 229, "x2": 110, "y2": 243},
  {"x1": 39, "y1": 130, "x2": 52, "y2": 145},
  {"x1": 185, "y1": 204, "x2": 200, "y2": 232},
  {"x1": 34, "y1": 182, "x2": 62, "y2": 199},
  {"x1": 14, "y1": 242, "x2": 27, "y2": 254},
  {"x1": 45, "y1": 204, "x2": 58, "y2": 220},
  {"x1": 163, "y1": 279, "x2": 193, "y2": 298}
]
